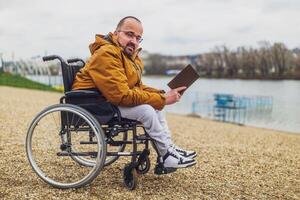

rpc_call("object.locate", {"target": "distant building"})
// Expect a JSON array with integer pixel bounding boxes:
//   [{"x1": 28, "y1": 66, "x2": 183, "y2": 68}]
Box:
[
  {"x1": 140, "y1": 50, "x2": 151, "y2": 68},
  {"x1": 165, "y1": 69, "x2": 181, "y2": 75},
  {"x1": 163, "y1": 55, "x2": 190, "y2": 68},
  {"x1": 1, "y1": 58, "x2": 59, "y2": 76}
]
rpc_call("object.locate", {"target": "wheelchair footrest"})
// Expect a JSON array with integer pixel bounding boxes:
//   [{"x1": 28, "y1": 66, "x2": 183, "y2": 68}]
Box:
[{"x1": 154, "y1": 163, "x2": 177, "y2": 175}]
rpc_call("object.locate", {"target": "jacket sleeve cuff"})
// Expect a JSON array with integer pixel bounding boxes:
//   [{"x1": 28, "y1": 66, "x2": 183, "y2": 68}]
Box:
[{"x1": 156, "y1": 93, "x2": 166, "y2": 110}]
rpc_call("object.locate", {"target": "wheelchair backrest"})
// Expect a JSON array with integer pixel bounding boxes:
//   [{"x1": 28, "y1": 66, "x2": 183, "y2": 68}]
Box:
[
  {"x1": 43, "y1": 55, "x2": 121, "y2": 124},
  {"x1": 42, "y1": 55, "x2": 84, "y2": 93},
  {"x1": 61, "y1": 62, "x2": 83, "y2": 93}
]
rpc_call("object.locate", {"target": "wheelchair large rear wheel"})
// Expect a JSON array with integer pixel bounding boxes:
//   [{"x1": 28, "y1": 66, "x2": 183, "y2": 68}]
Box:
[{"x1": 26, "y1": 104, "x2": 106, "y2": 189}]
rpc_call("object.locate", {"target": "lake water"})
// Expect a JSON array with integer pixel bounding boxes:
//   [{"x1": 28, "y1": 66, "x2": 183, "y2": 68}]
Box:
[{"x1": 26, "y1": 75, "x2": 300, "y2": 134}]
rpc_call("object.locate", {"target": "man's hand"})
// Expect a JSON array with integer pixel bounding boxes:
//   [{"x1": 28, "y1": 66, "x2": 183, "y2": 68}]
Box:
[{"x1": 164, "y1": 86, "x2": 187, "y2": 105}]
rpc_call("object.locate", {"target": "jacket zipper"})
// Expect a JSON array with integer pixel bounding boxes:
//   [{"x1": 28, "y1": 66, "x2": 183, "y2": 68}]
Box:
[{"x1": 130, "y1": 59, "x2": 142, "y2": 84}]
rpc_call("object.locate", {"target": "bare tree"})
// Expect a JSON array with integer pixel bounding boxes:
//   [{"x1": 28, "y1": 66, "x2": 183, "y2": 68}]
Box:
[
  {"x1": 291, "y1": 49, "x2": 300, "y2": 78},
  {"x1": 145, "y1": 54, "x2": 166, "y2": 74},
  {"x1": 202, "y1": 53, "x2": 216, "y2": 76},
  {"x1": 222, "y1": 46, "x2": 239, "y2": 77},
  {"x1": 271, "y1": 42, "x2": 289, "y2": 77},
  {"x1": 212, "y1": 47, "x2": 225, "y2": 77},
  {"x1": 257, "y1": 41, "x2": 273, "y2": 77}
]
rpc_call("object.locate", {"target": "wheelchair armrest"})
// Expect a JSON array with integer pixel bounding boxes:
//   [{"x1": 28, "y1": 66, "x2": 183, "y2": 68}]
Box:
[{"x1": 65, "y1": 90, "x2": 101, "y2": 98}]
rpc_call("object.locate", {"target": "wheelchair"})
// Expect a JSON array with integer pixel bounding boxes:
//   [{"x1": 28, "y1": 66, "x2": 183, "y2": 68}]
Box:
[{"x1": 25, "y1": 55, "x2": 171, "y2": 190}]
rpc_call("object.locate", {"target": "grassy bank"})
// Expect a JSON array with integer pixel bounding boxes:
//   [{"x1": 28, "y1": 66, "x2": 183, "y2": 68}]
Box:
[{"x1": 0, "y1": 72, "x2": 61, "y2": 92}]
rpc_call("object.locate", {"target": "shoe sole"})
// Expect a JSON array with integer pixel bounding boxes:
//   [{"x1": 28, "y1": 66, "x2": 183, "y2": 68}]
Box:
[
  {"x1": 155, "y1": 161, "x2": 196, "y2": 175},
  {"x1": 154, "y1": 167, "x2": 177, "y2": 175},
  {"x1": 164, "y1": 160, "x2": 197, "y2": 169}
]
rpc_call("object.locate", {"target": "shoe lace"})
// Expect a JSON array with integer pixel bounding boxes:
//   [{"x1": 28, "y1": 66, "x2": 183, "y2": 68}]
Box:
[
  {"x1": 172, "y1": 144, "x2": 185, "y2": 153},
  {"x1": 168, "y1": 147, "x2": 181, "y2": 159},
  {"x1": 169, "y1": 151, "x2": 178, "y2": 159}
]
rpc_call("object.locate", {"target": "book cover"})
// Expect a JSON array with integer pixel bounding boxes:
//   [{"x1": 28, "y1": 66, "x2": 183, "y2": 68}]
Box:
[{"x1": 167, "y1": 64, "x2": 200, "y2": 93}]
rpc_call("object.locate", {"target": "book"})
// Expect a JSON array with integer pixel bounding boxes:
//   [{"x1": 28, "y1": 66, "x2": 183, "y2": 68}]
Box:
[{"x1": 167, "y1": 64, "x2": 200, "y2": 94}]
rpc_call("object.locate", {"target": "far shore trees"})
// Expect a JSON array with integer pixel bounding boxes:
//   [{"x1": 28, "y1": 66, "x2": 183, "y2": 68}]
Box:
[
  {"x1": 142, "y1": 41, "x2": 300, "y2": 79},
  {"x1": 2, "y1": 41, "x2": 300, "y2": 79}
]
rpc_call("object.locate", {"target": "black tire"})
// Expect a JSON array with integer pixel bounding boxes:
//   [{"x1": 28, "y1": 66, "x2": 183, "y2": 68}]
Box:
[
  {"x1": 123, "y1": 164, "x2": 137, "y2": 190},
  {"x1": 136, "y1": 156, "x2": 151, "y2": 175}
]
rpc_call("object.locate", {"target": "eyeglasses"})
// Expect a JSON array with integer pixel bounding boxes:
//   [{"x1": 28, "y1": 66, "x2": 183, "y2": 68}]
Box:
[{"x1": 118, "y1": 30, "x2": 143, "y2": 43}]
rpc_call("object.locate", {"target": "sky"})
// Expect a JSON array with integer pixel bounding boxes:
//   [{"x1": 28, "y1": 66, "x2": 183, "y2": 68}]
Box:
[{"x1": 0, "y1": 0, "x2": 299, "y2": 60}]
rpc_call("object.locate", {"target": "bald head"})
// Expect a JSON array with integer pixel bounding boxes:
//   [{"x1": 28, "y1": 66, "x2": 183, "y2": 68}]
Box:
[
  {"x1": 116, "y1": 16, "x2": 142, "y2": 31},
  {"x1": 114, "y1": 16, "x2": 143, "y2": 56}
]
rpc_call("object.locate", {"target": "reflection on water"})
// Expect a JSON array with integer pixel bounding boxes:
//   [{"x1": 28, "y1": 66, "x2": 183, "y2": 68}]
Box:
[
  {"x1": 25, "y1": 75, "x2": 300, "y2": 134},
  {"x1": 143, "y1": 77, "x2": 300, "y2": 134},
  {"x1": 195, "y1": 93, "x2": 274, "y2": 125}
]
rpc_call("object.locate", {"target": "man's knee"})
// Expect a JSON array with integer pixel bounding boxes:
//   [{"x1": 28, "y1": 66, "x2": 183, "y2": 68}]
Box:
[{"x1": 137, "y1": 104, "x2": 157, "y2": 122}]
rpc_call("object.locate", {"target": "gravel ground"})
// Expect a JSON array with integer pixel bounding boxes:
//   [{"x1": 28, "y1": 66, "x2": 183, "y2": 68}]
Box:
[{"x1": 0, "y1": 86, "x2": 299, "y2": 200}]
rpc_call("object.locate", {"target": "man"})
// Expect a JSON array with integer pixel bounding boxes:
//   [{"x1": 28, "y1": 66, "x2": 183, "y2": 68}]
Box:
[{"x1": 72, "y1": 16, "x2": 197, "y2": 170}]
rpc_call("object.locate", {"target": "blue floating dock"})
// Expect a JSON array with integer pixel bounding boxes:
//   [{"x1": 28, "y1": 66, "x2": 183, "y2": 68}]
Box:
[{"x1": 191, "y1": 93, "x2": 273, "y2": 125}]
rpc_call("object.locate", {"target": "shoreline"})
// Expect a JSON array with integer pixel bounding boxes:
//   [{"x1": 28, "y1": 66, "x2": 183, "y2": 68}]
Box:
[
  {"x1": 143, "y1": 74, "x2": 300, "y2": 81},
  {"x1": 178, "y1": 112, "x2": 300, "y2": 136},
  {"x1": 0, "y1": 86, "x2": 299, "y2": 199}
]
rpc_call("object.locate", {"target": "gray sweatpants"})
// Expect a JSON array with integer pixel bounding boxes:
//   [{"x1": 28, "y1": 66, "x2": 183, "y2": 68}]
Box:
[{"x1": 118, "y1": 104, "x2": 172, "y2": 156}]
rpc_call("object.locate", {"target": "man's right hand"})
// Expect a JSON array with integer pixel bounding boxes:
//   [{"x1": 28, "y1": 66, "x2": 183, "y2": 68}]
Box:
[{"x1": 164, "y1": 86, "x2": 187, "y2": 105}]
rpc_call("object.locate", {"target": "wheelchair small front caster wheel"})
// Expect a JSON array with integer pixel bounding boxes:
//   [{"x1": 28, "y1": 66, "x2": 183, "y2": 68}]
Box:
[
  {"x1": 136, "y1": 156, "x2": 150, "y2": 175},
  {"x1": 123, "y1": 164, "x2": 137, "y2": 190}
]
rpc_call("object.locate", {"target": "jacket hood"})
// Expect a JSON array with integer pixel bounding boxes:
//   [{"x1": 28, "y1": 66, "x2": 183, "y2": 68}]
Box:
[
  {"x1": 89, "y1": 32, "x2": 142, "y2": 59},
  {"x1": 89, "y1": 32, "x2": 119, "y2": 55}
]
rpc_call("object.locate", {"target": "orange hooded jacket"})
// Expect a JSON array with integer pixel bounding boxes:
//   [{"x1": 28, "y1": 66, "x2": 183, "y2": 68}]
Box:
[{"x1": 72, "y1": 33, "x2": 166, "y2": 110}]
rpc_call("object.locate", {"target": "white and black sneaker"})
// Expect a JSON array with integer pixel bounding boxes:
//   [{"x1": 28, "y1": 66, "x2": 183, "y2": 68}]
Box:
[
  {"x1": 172, "y1": 144, "x2": 197, "y2": 159},
  {"x1": 163, "y1": 146, "x2": 196, "y2": 169}
]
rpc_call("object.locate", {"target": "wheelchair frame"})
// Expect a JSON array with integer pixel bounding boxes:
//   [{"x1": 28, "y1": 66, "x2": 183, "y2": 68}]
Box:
[{"x1": 26, "y1": 55, "x2": 172, "y2": 190}]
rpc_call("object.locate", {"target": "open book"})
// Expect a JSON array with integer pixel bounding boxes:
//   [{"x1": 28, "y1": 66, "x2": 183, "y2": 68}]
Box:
[{"x1": 167, "y1": 64, "x2": 200, "y2": 94}]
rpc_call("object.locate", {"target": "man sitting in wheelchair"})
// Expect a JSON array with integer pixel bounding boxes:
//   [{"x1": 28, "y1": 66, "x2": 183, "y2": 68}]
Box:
[{"x1": 72, "y1": 16, "x2": 197, "y2": 170}]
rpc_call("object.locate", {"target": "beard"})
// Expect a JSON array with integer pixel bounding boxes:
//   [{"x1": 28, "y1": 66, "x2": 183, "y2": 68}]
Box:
[{"x1": 123, "y1": 43, "x2": 136, "y2": 56}]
